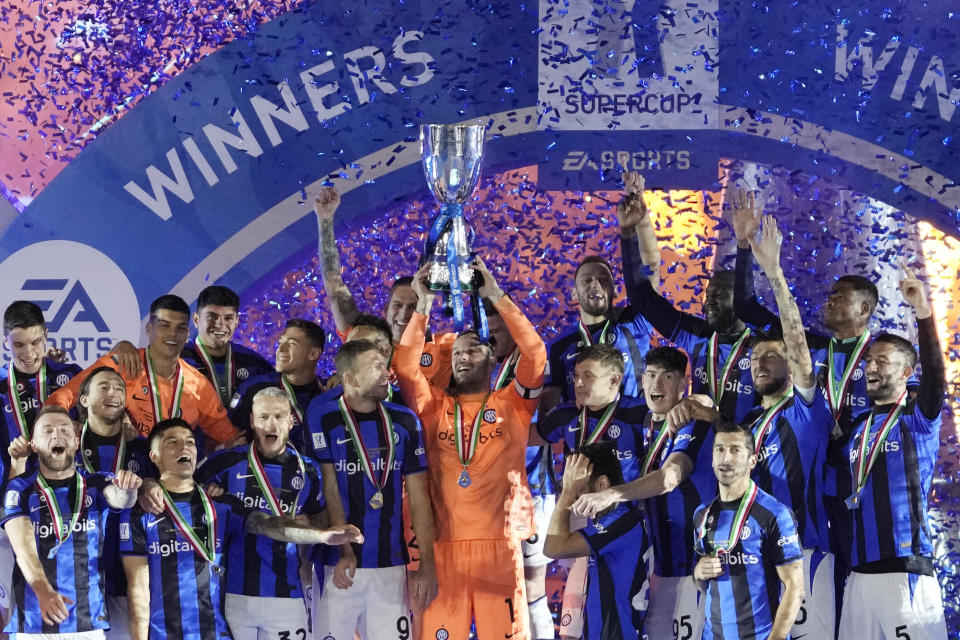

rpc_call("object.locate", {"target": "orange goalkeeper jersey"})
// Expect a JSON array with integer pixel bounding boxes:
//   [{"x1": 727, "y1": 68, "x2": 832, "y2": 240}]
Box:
[{"x1": 394, "y1": 296, "x2": 546, "y2": 543}]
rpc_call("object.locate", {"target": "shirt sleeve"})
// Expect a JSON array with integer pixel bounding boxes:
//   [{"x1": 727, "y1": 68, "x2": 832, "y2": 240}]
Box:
[
  {"x1": 400, "y1": 410, "x2": 428, "y2": 475},
  {"x1": 536, "y1": 405, "x2": 568, "y2": 444},
  {"x1": 670, "y1": 420, "x2": 711, "y2": 462},
  {"x1": 763, "y1": 504, "x2": 803, "y2": 566},
  {"x1": 0, "y1": 477, "x2": 28, "y2": 526},
  {"x1": 119, "y1": 507, "x2": 147, "y2": 556},
  {"x1": 394, "y1": 312, "x2": 442, "y2": 418},
  {"x1": 193, "y1": 449, "x2": 230, "y2": 485},
  {"x1": 194, "y1": 373, "x2": 240, "y2": 444}
]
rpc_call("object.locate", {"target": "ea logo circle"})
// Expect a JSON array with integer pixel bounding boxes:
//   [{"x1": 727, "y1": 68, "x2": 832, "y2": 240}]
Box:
[
  {"x1": 852, "y1": 368, "x2": 864, "y2": 381},
  {"x1": 0, "y1": 241, "x2": 140, "y2": 368},
  {"x1": 607, "y1": 425, "x2": 621, "y2": 439},
  {"x1": 420, "y1": 353, "x2": 433, "y2": 367},
  {"x1": 738, "y1": 357, "x2": 751, "y2": 370},
  {"x1": 291, "y1": 476, "x2": 305, "y2": 490},
  {"x1": 237, "y1": 368, "x2": 250, "y2": 381},
  {"x1": 483, "y1": 409, "x2": 497, "y2": 423},
  {"x1": 741, "y1": 525, "x2": 752, "y2": 540}
]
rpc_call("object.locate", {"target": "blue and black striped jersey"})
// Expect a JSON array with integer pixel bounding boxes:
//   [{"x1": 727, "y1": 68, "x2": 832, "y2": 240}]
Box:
[
  {"x1": 694, "y1": 487, "x2": 803, "y2": 640},
  {"x1": 304, "y1": 393, "x2": 427, "y2": 568},
  {"x1": 581, "y1": 502, "x2": 649, "y2": 640},
  {"x1": 544, "y1": 310, "x2": 653, "y2": 401},
  {"x1": 194, "y1": 445, "x2": 324, "y2": 597},
  {"x1": 744, "y1": 387, "x2": 832, "y2": 551},
  {"x1": 538, "y1": 395, "x2": 648, "y2": 483},
  {"x1": 120, "y1": 492, "x2": 250, "y2": 640},
  {"x1": 229, "y1": 371, "x2": 325, "y2": 451},
  {"x1": 1, "y1": 470, "x2": 114, "y2": 634},
  {"x1": 181, "y1": 340, "x2": 273, "y2": 406},
  {"x1": 642, "y1": 418, "x2": 717, "y2": 577}
]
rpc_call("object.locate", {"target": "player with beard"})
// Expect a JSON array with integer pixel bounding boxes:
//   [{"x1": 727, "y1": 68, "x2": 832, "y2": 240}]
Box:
[
  {"x1": 835, "y1": 267, "x2": 947, "y2": 639},
  {"x1": 619, "y1": 176, "x2": 757, "y2": 423},
  {"x1": 693, "y1": 423, "x2": 804, "y2": 640},
  {"x1": 121, "y1": 418, "x2": 361, "y2": 640},
  {"x1": 1, "y1": 406, "x2": 142, "y2": 639},
  {"x1": 740, "y1": 217, "x2": 836, "y2": 639},
  {"x1": 544, "y1": 443, "x2": 650, "y2": 640},
  {"x1": 229, "y1": 318, "x2": 326, "y2": 451},
  {"x1": 541, "y1": 173, "x2": 658, "y2": 416},
  {"x1": 313, "y1": 187, "x2": 454, "y2": 388},
  {"x1": 571, "y1": 347, "x2": 717, "y2": 640},
  {"x1": 317, "y1": 314, "x2": 405, "y2": 406},
  {"x1": 305, "y1": 340, "x2": 435, "y2": 640},
  {"x1": 395, "y1": 258, "x2": 546, "y2": 640},
  {"x1": 194, "y1": 387, "x2": 325, "y2": 640},
  {"x1": 46, "y1": 296, "x2": 239, "y2": 445},
  {"x1": 485, "y1": 300, "x2": 556, "y2": 640}
]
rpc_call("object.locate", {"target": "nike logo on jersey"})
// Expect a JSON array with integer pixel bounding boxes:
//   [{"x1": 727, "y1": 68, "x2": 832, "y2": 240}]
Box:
[
  {"x1": 146, "y1": 517, "x2": 165, "y2": 529},
  {"x1": 565, "y1": 352, "x2": 579, "y2": 361},
  {"x1": 235, "y1": 473, "x2": 255, "y2": 480},
  {"x1": 30, "y1": 504, "x2": 46, "y2": 513},
  {"x1": 336, "y1": 437, "x2": 353, "y2": 445},
  {"x1": 568, "y1": 425, "x2": 581, "y2": 432}
]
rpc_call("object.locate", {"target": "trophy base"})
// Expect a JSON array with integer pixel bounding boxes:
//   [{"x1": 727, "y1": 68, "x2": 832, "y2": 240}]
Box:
[{"x1": 426, "y1": 261, "x2": 476, "y2": 292}]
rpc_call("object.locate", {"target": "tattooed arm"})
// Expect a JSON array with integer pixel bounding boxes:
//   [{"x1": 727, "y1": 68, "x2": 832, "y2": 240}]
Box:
[
  {"x1": 314, "y1": 187, "x2": 362, "y2": 334},
  {"x1": 750, "y1": 216, "x2": 815, "y2": 392},
  {"x1": 244, "y1": 511, "x2": 363, "y2": 546}
]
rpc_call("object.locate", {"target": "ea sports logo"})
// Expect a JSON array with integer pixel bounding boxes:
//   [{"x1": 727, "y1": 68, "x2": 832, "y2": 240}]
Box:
[
  {"x1": 738, "y1": 357, "x2": 750, "y2": 370},
  {"x1": 483, "y1": 409, "x2": 497, "y2": 423},
  {"x1": 0, "y1": 241, "x2": 140, "y2": 368},
  {"x1": 607, "y1": 425, "x2": 621, "y2": 439}
]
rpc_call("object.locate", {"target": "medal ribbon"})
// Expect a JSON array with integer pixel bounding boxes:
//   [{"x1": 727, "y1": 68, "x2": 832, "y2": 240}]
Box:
[
  {"x1": 578, "y1": 395, "x2": 620, "y2": 448},
  {"x1": 247, "y1": 443, "x2": 306, "y2": 516},
  {"x1": 493, "y1": 347, "x2": 520, "y2": 391},
  {"x1": 338, "y1": 397, "x2": 396, "y2": 493},
  {"x1": 640, "y1": 418, "x2": 672, "y2": 476},
  {"x1": 194, "y1": 339, "x2": 234, "y2": 405},
  {"x1": 35, "y1": 473, "x2": 86, "y2": 548},
  {"x1": 853, "y1": 390, "x2": 907, "y2": 495},
  {"x1": 144, "y1": 348, "x2": 185, "y2": 422},
  {"x1": 826, "y1": 331, "x2": 871, "y2": 419},
  {"x1": 453, "y1": 395, "x2": 489, "y2": 470},
  {"x1": 161, "y1": 484, "x2": 217, "y2": 563},
  {"x1": 280, "y1": 376, "x2": 304, "y2": 424},
  {"x1": 695, "y1": 480, "x2": 759, "y2": 557},
  {"x1": 79, "y1": 422, "x2": 125, "y2": 475},
  {"x1": 577, "y1": 318, "x2": 610, "y2": 347},
  {"x1": 750, "y1": 387, "x2": 794, "y2": 456},
  {"x1": 7, "y1": 360, "x2": 47, "y2": 439},
  {"x1": 705, "y1": 329, "x2": 751, "y2": 403}
]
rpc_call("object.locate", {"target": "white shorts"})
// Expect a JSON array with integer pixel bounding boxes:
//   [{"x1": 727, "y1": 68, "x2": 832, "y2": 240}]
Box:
[
  {"x1": 643, "y1": 574, "x2": 704, "y2": 640},
  {"x1": 14, "y1": 632, "x2": 105, "y2": 640},
  {"x1": 104, "y1": 596, "x2": 131, "y2": 640},
  {"x1": 311, "y1": 565, "x2": 410, "y2": 640},
  {"x1": 522, "y1": 493, "x2": 556, "y2": 568},
  {"x1": 839, "y1": 570, "x2": 947, "y2": 640},
  {"x1": 791, "y1": 549, "x2": 836, "y2": 640},
  {"x1": 0, "y1": 529, "x2": 14, "y2": 610},
  {"x1": 225, "y1": 594, "x2": 308, "y2": 640}
]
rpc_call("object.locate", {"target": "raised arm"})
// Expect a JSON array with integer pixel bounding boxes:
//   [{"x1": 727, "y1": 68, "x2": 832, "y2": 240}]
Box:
[
  {"x1": 314, "y1": 187, "x2": 362, "y2": 334},
  {"x1": 394, "y1": 264, "x2": 441, "y2": 416},
  {"x1": 543, "y1": 454, "x2": 592, "y2": 560},
  {"x1": 618, "y1": 172, "x2": 660, "y2": 291},
  {"x1": 473, "y1": 257, "x2": 546, "y2": 391},
  {"x1": 571, "y1": 451, "x2": 694, "y2": 519},
  {"x1": 750, "y1": 215, "x2": 815, "y2": 390},
  {"x1": 900, "y1": 265, "x2": 945, "y2": 419},
  {"x1": 731, "y1": 189, "x2": 781, "y2": 330},
  {"x1": 103, "y1": 470, "x2": 142, "y2": 510}
]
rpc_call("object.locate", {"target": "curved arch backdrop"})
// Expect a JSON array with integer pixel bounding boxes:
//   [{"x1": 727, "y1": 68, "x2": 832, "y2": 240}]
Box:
[{"x1": 1, "y1": 0, "x2": 959, "y2": 633}]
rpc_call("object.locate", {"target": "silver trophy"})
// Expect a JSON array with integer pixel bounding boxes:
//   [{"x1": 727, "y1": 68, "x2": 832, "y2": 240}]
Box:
[{"x1": 420, "y1": 123, "x2": 486, "y2": 295}]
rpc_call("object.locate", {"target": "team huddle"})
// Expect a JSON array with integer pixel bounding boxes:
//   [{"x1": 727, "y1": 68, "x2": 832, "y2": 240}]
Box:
[{"x1": 0, "y1": 174, "x2": 948, "y2": 640}]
